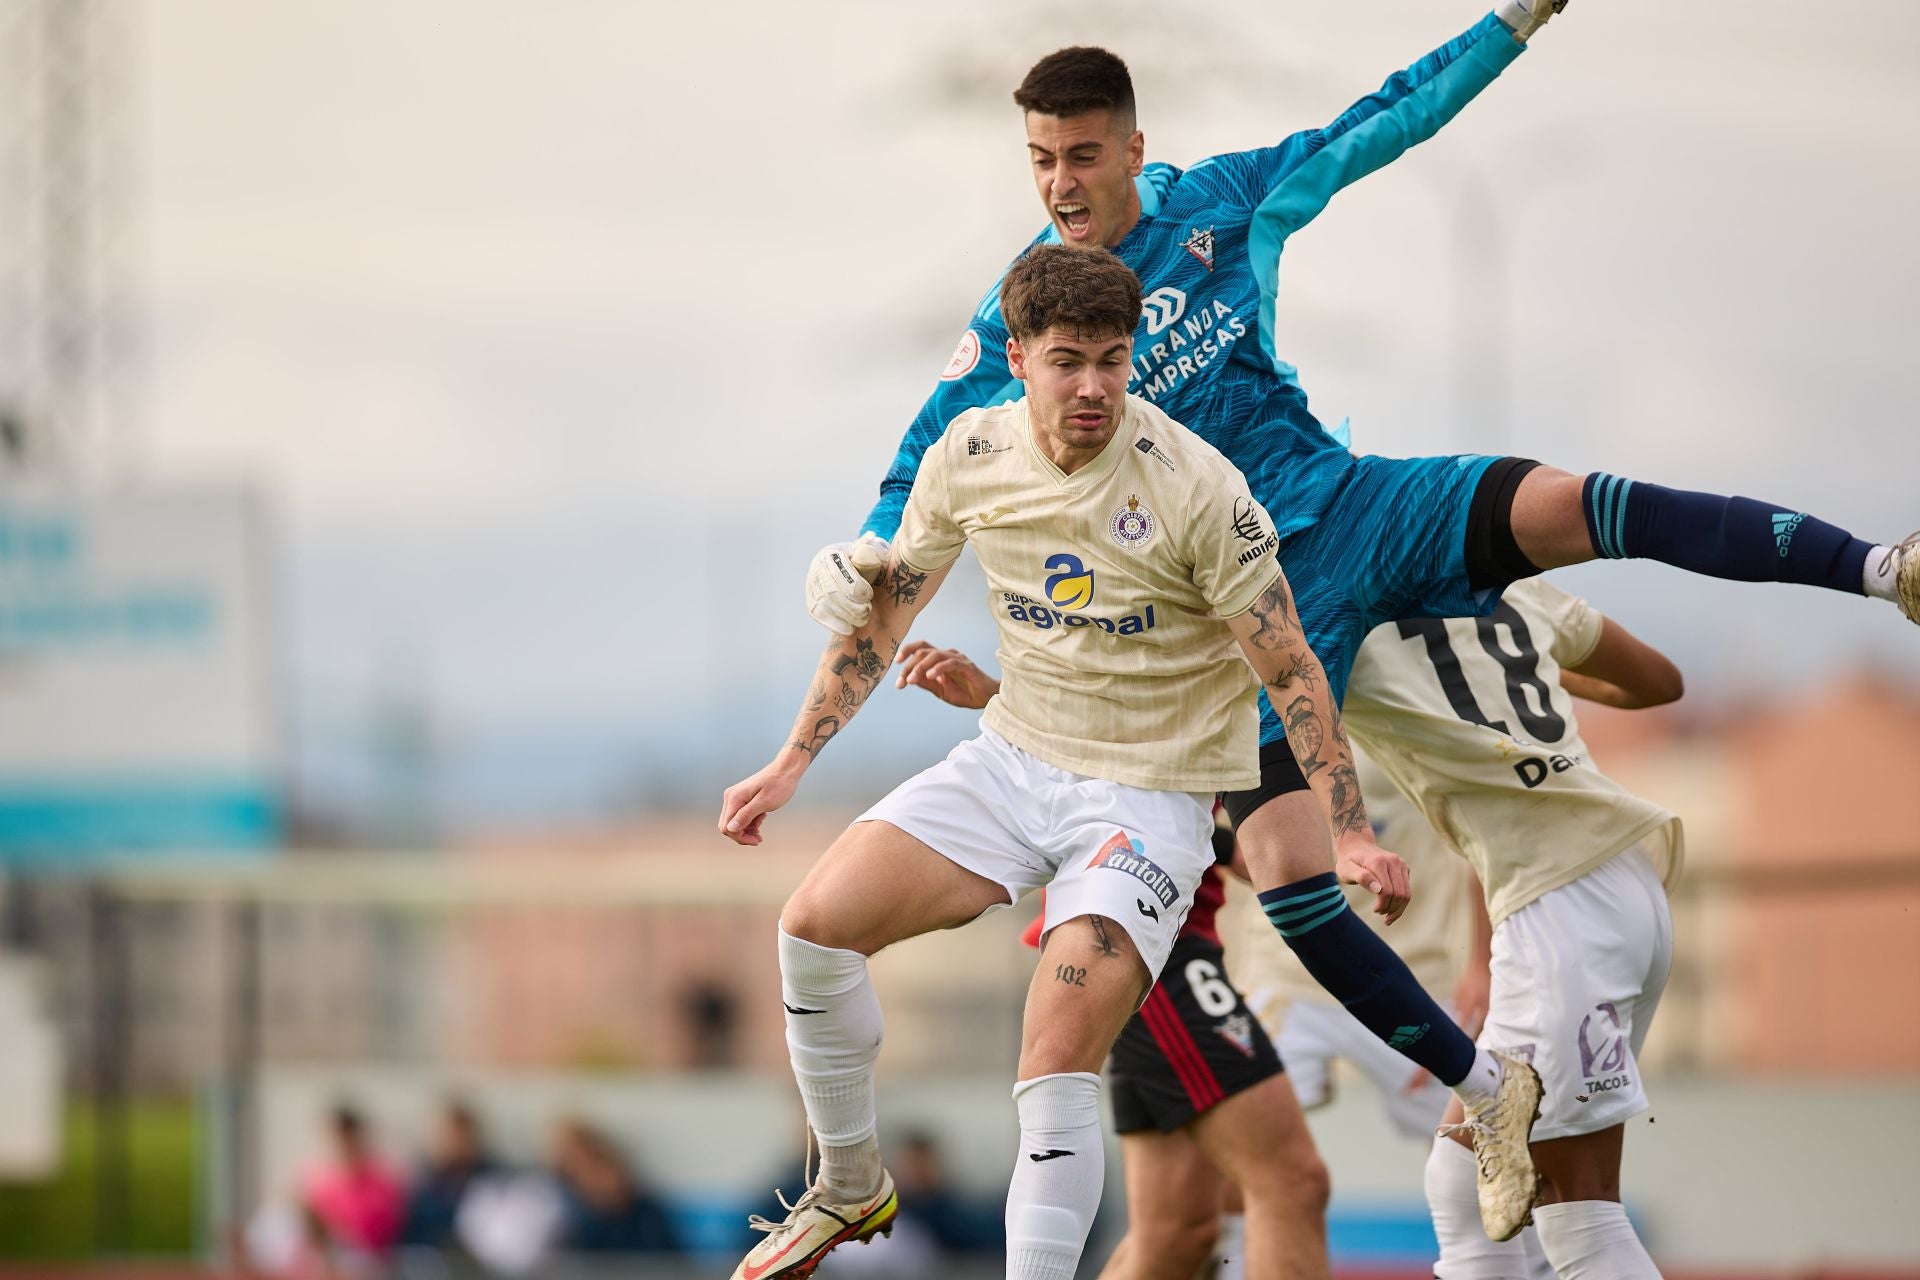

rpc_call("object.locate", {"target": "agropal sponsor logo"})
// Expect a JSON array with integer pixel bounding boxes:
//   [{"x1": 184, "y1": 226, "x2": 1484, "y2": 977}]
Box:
[{"x1": 1001, "y1": 552, "x2": 1157, "y2": 635}]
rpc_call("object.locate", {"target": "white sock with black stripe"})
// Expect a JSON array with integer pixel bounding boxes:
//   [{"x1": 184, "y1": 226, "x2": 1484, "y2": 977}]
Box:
[
  {"x1": 1006, "y1": 1072, "x2": 1104, "y2": 1280},
  {"x1": 778, "y1": 927, "x2": 884, "y2": 1201}
]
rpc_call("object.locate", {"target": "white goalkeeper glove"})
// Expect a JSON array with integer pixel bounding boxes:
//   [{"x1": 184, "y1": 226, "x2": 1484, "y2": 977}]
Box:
[
  {"x1": 805, "y1": 534, "x2": 890, "y2": 635},
  {"x1": 1495, "y1": 0, "x2": 1568, "y2": 41}
]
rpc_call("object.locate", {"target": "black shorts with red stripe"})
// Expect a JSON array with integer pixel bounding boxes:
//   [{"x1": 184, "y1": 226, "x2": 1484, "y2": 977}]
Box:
[{"x1": 1107, "y1": 934, "x2": 1284, "y2": 1134}]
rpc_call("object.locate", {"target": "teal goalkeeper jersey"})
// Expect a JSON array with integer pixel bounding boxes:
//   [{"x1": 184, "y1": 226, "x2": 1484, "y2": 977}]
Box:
[{"x1": 860, "y1": 12, "x2": 1525, "y2": 546}]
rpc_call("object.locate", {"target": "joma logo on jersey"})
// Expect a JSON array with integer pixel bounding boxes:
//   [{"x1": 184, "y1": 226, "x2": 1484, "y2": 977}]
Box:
[{"x1": 1087, "y1": 830, "x2": 1178, "y2": 909}]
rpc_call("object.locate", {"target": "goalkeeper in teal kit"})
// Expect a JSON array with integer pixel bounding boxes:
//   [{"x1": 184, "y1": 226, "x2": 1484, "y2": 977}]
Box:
[{"x1": 781, "y1": 0, "x2": 1919, "y2": 1271}]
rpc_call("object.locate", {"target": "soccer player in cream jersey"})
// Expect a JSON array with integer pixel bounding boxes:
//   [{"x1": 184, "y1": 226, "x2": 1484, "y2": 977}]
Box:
[
  {"x1": 903, "y1": 576, "x2": 1687, "y2": 1277},
  {"x1": 718, "y1": 245, "x2": 1535, "y2": 1280},
  {"x1": 1334, "y1": 576, "x2": 1684, "y2": 1277}
]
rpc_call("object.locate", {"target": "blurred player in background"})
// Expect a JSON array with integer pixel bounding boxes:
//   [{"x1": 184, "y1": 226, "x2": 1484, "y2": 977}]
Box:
[
  {"x1": 805, "y1": 1, "x2": 1918, "y2": 1230},
  {"x1": 1217, "y1": 770, "x2": 1500, "y2": 1276},
  {"x1": 719, "y1": 247, "x2": 1397, "y2": 1280}
]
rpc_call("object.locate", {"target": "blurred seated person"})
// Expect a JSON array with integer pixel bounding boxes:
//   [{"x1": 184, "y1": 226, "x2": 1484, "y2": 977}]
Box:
[
  {"x1": 550, "y1": 1116, "x2": 680, "y2": 1254},
  {"x1": 893, "y1": 1130, "x2": 1003, "y2": 1256},
  {"x1": 300, "y1": 1104, "x2": 404, "y2": 1258},
  {"x1": 401, "y1": 1098, "x2": 501, "y2": 1249}
]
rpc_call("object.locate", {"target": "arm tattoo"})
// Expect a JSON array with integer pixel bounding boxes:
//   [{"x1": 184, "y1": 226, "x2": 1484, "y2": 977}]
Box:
[
  {"x1": 791, "y1": 635, "x2": 899, "y2": 761},
  {"x1": 1327, "y1": 762, "x2": 1367, "y2": 835},
  {"x1": 880, "y1": 561, "x2": 929, "y2": 608},
  {"x1": 790, "y1": 715, "x2": 841, "y2": 757},
  {"x1": 1279, "y1": 650, "x2": 1319, "y2": 690},
  {"x1": 1244, "y1": 576, "x2": 1300, "y2": 652},
  {"x1": 803, "y1": 676, "x2": 829, "y2": 714},
  {"x1": 1281, "y1": 695, "x2": 1327, "y2": 779},
  {"x1": 831, "y1": 637, "x2": 888, "y2": 689}
]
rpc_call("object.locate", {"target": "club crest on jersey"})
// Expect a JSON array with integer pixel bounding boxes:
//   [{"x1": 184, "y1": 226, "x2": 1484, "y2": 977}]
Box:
[
  {"x1": 1087, "y1": 830, "x2": 1178, "y2": 910},
  {"x1": 1110, "y1": 494, "x2": 1156, "y2": 551},
  {"x1": 1183, "y1": 225, "x2": 1215, "y2": 272},
  {"x1": 1043, "y1": 553, "x2": 1095, "y2": 611},
  {"x1": 941, "y1": 329, "x2": 981, "y2": 381},
  {"x1": 1215, "y1": 1013, "x2": 1256, "y2": 1058}
]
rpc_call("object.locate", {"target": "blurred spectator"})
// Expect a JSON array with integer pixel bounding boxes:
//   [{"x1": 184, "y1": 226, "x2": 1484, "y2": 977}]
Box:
[
  {"x1": 401, "y1": 1098, "x2": 500, "y2": 1248},
  {"x1": 300, "y1": 1104, "x2": 405, "y2": 1257},
  {"x1": 756, "y1": 1129, "x2": 998, "y2": 1277},
  {"x1": 893, "y1": 1130, "x2": 1002, "y2": 1255},
  {"x1": 549, "y1": 1115, "x2": 680, "y2": 1254},
  {"x1": 233, "y1": 1203, "x2": 357, "y2": 1280}
]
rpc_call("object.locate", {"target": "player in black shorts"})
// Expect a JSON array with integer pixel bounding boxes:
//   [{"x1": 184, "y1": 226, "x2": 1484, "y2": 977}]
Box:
[{"x1": 903, "y1": 641, "x2": 1335, "y2": 1280}]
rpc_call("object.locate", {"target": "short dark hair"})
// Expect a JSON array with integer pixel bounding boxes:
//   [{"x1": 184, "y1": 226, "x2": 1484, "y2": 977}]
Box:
[
  {"x1": 1000, "y1": 245, "x2": 1141, "y2": 345},
  {"x1": 1013, "y1": 47, "x2": 1135, "y2": 129}
]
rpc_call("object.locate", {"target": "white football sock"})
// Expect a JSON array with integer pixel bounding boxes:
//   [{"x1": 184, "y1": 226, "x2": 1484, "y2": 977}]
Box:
[
  {"x1": 1425, "y1": 1136, "x2": 1550, "y2": 1278},
  {"x1": 1452, "y1": 1047, "x2": 1505, "y2": 1107},
  {"x1": 1865, "y1": 545, "x2": 1899, "y2": 600},
  {"x1": 778, "y1": 927, "x2": 884, "y2": 1200},
  {"x1": 1213, "y1": 1210, "x2": 1246, "y2": 1279},
  {"x1": 1533, "y1": 1200, "x2": 1662, "y2": 1279},
  {"x1": 1006, "y1": 1072, "x2": 1104, "y2": 1280}
]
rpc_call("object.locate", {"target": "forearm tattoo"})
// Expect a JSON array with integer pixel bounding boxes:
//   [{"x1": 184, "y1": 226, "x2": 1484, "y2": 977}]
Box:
[
  {"x1": 789, "y1": 633, "x2": 899, "y2": 758},
  {"x1": 1249, "y1": 574, "x2": 1369, "y2": 835},
  {"x1": 879, "y1": 559, "x2": 929, "y2": 608}
]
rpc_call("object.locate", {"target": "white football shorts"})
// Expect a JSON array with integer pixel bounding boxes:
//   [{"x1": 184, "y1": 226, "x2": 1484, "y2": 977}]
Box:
[
  {"x1": 857, "y1": 728, "x2": 1216, "y2": 980},
  {"x1": 1478, "y1": 843, "x2": 1673, "y2": 1141}
]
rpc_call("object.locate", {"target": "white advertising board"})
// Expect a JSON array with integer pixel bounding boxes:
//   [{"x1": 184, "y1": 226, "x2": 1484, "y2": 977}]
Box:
[{"x1": 0, "y1": 485, "x2": 279, "y2": 857}]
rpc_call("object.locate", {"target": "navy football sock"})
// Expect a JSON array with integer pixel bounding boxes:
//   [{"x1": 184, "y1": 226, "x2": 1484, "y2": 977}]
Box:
[
  {"x1": 1258, "y1": 874, "x2": 1477, "y2": 1086},
  {"x1": 1583, "y1": 473, "x2": 1872, "y2": 594}
]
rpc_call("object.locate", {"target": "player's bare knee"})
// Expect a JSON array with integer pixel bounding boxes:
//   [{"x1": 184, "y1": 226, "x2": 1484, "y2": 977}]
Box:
[
  {"x1": 779, "y1": 886, "x2": 859, "y2": 954},
  {"x1": 1129, "y1": 1210, "x2": 1218, "y2": 1274},
  {"x1": 1236, "y1": 1131, "x2": 1329, "y2": 1212}
]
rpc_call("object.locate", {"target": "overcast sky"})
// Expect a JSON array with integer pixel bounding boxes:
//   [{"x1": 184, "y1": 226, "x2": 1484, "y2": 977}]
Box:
[{"x1": 129, "y1": 0, "x2": 1920, "y2": 824}]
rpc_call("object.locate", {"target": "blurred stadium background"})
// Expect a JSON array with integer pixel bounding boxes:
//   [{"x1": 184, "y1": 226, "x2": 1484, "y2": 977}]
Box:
[{"x1": 0, "y1": 0, "x2": 1915, "y2": 1276}]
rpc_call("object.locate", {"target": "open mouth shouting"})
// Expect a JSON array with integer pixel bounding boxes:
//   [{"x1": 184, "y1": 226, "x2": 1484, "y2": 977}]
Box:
[{"x1": 1055, "y1": 202, "x2": 1094, "y2": 240}]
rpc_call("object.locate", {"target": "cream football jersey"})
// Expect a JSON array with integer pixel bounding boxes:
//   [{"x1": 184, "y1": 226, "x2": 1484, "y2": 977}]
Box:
[
  {"x1": 891, "y1": 394, "x2": 1282, "y2": 792},
  {"x1": 1221, "y1": 747, "x2": 1478, "y2": 1008},
  {"x1": 1341, "y1": 577, "x2": 1683, "y2": 926}
]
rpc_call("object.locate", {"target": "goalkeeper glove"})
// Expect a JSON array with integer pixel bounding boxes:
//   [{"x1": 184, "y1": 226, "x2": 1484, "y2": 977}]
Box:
[
  {"x1": 804, "y1": 534, "x2": 890, "y2": 635},
  {"x1": 1495, "y1": 0, "x2": 1568, "y2": 41}
]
